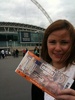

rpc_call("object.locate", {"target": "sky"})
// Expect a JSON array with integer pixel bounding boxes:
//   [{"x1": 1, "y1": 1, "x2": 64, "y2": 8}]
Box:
[{"x1": 0, "y1": 0, "x2": 75, "y2": 28}]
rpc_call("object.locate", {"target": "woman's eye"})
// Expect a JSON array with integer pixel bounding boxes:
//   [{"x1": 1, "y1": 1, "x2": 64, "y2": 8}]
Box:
[
  {"x1": 48, "y1": 40, "x2": 56, "y2": 44},
  {"x1": 61, "y1": 41, "x2": 69, "y2": 44}
]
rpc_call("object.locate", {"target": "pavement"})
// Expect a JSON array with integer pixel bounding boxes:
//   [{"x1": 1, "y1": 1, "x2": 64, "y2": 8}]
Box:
[{"x1": 0, "y1": 56, "x2": 32, "y2": 100}]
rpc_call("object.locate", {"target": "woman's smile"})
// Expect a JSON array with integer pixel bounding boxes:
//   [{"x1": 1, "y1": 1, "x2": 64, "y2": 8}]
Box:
[{"x1": 53, "y1": 52, "x2": 63, "y2": 58}]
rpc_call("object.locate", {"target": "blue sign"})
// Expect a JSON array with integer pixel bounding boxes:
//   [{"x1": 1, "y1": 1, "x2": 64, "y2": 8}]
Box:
[{"x1": 20, "y1": 31, "x2": 31, "y2": 42}]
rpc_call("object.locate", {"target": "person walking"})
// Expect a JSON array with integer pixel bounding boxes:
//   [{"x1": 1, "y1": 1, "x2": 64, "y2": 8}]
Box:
[{"x1": 1, "y1": 49, "x2": 5, "y2": 59}]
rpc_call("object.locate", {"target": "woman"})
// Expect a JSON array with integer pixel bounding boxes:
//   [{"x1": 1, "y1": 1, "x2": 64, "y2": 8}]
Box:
[{"x1": 32, "y1": 19, "x2": 75, "y2": 100}]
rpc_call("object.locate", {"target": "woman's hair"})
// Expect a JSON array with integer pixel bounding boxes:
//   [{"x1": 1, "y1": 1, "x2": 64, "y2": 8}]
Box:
[{"x1": 41, "y1": 19, "x2": 75, "y2": 66}]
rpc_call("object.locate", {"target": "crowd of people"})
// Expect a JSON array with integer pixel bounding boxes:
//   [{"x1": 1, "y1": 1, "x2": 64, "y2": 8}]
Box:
[
  {"x1": 0, "y1": 49, "x2": 9, "y2": 59},
  {"x1": 0, "y1": 49, "x2": 20, "y2": 59},
  {"x1": 0, "y1": 48, "x2": 29, "y2": 59}
]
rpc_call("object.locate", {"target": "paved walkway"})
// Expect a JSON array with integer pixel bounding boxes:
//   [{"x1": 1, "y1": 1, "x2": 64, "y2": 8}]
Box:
[{"x1": 0, "y1": 56, "x2": 32, "y2": 100}]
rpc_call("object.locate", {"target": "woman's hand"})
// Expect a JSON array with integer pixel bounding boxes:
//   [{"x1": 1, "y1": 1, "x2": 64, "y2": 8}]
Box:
[{"x1": 55, "y1": 89, "x2": 75, "y2": 100}]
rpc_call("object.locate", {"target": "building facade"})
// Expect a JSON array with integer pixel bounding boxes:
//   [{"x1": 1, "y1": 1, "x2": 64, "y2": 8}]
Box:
[{"x1": 0, "y1": 22, "x2": 45, "y2": 51}]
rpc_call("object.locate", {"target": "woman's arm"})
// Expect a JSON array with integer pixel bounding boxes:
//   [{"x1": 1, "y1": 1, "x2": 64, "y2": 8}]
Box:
[{"x1": 55, "y1": 88, "x2": 75, "y2": 100}]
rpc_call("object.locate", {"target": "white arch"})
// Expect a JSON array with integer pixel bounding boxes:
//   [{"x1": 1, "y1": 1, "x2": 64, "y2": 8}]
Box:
[{"x1": 31, "y1": 0, "x2": 53, "y2": 24}]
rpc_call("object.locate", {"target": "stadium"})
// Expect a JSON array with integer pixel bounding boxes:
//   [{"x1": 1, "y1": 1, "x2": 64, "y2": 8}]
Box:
[
  {"x1": 0, "y1": 0, "x2": 52, "y2": 55},
  {"x1": 0, "y1": 22, "x2": 45, "y2": 54}
]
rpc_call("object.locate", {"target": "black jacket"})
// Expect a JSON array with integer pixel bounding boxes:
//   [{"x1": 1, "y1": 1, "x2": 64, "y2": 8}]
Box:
[{"x1": 31, "y1": 84, "x2": 44, "y2": 100}]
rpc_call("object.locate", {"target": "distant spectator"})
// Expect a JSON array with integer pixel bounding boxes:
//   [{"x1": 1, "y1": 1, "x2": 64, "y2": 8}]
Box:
[
  {"x1": 5, "y1": 50, "x2": 8, "y2": 57},
  {"x1": 23, "y1": 49, "x2": 26, "y2": 57},
  {"x1": 15, "y1": 49, "x2": 19, "y2": 57},
  {"x1": 12, "y1": 50, "x2": 16, "y2": 57},
  {"x1": 34, "y1": 46, "x2": 39, "y2": 57},
  {"x1": 26, "y1": 48, "x2": 28, "y2": 53},
  {"x1": 1, "y1": 49, "x2": 5, "y2": 59}
]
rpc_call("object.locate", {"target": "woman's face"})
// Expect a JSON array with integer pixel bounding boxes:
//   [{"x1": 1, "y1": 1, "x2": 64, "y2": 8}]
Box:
[{"x1": 47, "y1": 29, "x2": 71, "y2": 64}]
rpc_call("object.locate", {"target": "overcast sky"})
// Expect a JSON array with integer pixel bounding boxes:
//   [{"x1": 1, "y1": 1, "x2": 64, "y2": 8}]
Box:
[{"x1": 0, "y1": 0, "x2": 75, "y2": 28}]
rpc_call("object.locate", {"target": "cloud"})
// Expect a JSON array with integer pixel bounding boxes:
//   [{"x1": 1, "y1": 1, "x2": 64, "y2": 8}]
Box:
[{"x1": 0, "y1": 0, "x2": 75, "y2": 28}]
